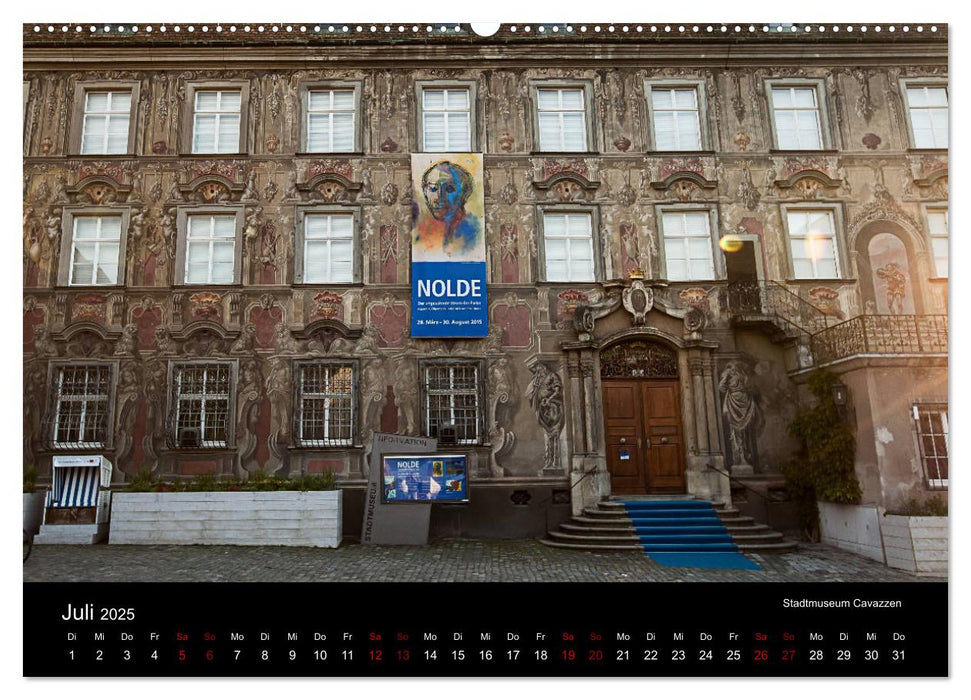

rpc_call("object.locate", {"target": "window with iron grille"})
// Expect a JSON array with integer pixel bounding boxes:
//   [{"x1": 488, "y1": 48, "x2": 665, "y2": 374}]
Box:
[
  {"x1": 914, "y1": 404, "x2": 948, "y2": 489},
  {"x1": 296, "y1": 363, "x2": 355, "y2": 447},
  {"x1": 423, "y1": 363, "x2": 481, "y2": 445},
  {"x1": 171, "y1": 363, "x2": 232, "y2": 448},
  {"x1": 80, "y1": 91, "x2": 132, "y2": 155},
  {"x1": 49, "y1": 365, "x2": 111, "y2": 448}
]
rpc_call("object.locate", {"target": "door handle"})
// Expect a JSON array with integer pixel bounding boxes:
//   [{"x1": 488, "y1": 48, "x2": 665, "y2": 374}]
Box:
[
  {"x1": 660, "y1": 437, "x2": 669, "y2": 444},
  {"x1": 644, "y1": 437, "x2": 651, "y2": 448}
]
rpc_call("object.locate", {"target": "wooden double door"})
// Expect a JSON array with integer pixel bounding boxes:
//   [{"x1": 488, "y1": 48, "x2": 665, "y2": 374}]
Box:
[{"x1": 602, "y1": 379, "x2": 686, "y2": 494}]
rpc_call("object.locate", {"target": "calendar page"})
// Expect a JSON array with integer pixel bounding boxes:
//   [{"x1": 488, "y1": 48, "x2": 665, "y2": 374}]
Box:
[{"x1": 22, "y1": 14, "x2": 949, "y2": 681}]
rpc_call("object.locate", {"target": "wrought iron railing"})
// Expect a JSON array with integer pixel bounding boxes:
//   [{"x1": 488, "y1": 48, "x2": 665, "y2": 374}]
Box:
[
  {"x1": 810, "y1": 314, "x2": 948, "y2": 364},
  {"x1": 722, "y1": 281, "x2": 837, "y2": 336}
]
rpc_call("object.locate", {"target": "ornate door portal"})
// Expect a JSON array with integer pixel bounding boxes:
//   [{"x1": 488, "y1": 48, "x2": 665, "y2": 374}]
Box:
[{"x1": 600, "y1": 341, "x2": 686, "y2": 494}]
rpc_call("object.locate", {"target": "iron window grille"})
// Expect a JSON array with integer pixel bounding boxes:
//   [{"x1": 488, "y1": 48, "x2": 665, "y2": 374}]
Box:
[
  {"x1": 913, "y1": 403, "x2": 948, "y2": 489},
  {"x1": 171, "y1": 363, "x2": 232, "y2": 448},
  {"x1": 423, "y1": 363, "x2": 481, "y2": 445},
  {"x1": 296, "y1": 363, "x2": 355, "y2": 447},
  {"x1": 47, "y1": 364, "x2": 111, "y2": 449}
]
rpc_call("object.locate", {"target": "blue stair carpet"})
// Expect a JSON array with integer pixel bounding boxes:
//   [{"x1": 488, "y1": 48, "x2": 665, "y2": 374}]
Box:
[{"x1": 620, "y1": 500, "x2": 762, "y2": 570}]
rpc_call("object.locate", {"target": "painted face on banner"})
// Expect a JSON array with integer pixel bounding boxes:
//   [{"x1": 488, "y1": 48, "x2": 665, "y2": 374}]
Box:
[{"x1": 421, "y1": 162, "x2": 473, "y2": 222}]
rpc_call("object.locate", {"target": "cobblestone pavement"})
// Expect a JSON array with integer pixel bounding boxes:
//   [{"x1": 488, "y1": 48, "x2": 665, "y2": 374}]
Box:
[{"x1": 23, "y1": 539, "x2": 937, "y2": 583}]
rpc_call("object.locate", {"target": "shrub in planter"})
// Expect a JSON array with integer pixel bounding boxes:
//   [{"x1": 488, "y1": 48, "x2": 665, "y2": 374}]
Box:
[{"x1": 782, "y1": 369, "x2": 862, "y2": 541}]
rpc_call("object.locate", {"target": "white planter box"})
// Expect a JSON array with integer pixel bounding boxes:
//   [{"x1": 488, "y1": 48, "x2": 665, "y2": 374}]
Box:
[
  {"x1": 880, "y1": 514, "x2": 948, "y2": 576},
  {"x1": 109, "y1": 491, "x2": 342, "y2": 548},
  {"x1": 817, "y1": 501, "x2": 885, "y2": 563}
]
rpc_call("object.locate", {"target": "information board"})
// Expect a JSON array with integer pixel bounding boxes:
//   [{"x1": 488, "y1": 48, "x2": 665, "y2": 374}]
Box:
[{"x1": 382, "y1": 454, "x2": 468, "y2": 504}]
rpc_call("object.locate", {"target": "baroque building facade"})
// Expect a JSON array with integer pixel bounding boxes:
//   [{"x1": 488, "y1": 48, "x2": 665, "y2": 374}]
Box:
[{"x1": 23, "y1": 23, "x2": 948, "y2": 538}]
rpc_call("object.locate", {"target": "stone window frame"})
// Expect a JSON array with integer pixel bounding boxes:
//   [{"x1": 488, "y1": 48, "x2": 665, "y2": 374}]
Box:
[
  {"x1": 166, "y1": 359, "x2": 239, "y2": 450},
  {"x1": 56, "y1": 206, "x2": 133, "y2": 288},
  {"x1": 779, "y1": 202, "x2": 849, "y2": 282},
  {"x1": 654, "y1": 203, "x2": 724, "y2": 282},
  {"x1": 529, "y1": 79, "x2": 598, "y2": 154},
  {"x1": 898, "y1": 77, "x2": 949, "y2": 151},
  {"x1": 68, "y1": 80, "x2": 141, "y2": 156},
  {"x1": 763, "y1": 78, "x2": 835, "y2": 151},
  {"x1": 179, "y1": 80, "x2": 250, "y2": 156},
  {"x1": 298, "y1": 79, "x2": 364, "y2": 155},
  {"x1": 920, "y1": 202, "x2": 949, "y2": 279},
  {"x1": 535, "y1": 203, "x2": 603, "y2": 283},
  {"x1": 293, "y1": 204, "x2": 363, "y2": 285},
  {"x1": 643, "y1": 78, "x2": 713, "y2": 153},
  {"x1": 419, "y1": 357, "x2": 486, "y2": 446},
  {"x1": 911, "y1": 402, "x2": 948, "y2": 490},
  {"x1": 46, "y1": 360, "x2": 118, "y2": 450},
  {"x1": 291, "y1": 359, "x2": 360, "y2": 449},
  {"x1": 414, "y1": 79, "x2": 480, "y2": 152},
  {"x1": 173, "y1": 205, "x2": 246, "y2": 287}
]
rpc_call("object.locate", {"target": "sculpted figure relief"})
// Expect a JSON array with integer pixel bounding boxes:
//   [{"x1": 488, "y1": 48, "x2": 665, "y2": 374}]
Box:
[{"x1": 719, "y1": 361, "x2": 758, "y2": 470}]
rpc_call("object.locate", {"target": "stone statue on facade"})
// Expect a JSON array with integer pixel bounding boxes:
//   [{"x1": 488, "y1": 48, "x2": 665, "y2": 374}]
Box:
[
  {"x1": 719, "y1": 361, "x2": 758, "y2": 475},
  {"x1": 527, "y1": 361, "x2": 565, "y2": 475}
]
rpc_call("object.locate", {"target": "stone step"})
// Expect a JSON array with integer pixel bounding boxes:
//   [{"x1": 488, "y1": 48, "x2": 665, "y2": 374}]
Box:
[
  {"x1": 539, "y1": 539, "x2": 644, "y2": 552},
  {"x1": 541, "y1": 535, "x2": 797, "y2": 554},
  {"x1": 564, "y1": 519, "x2": 774, "y2": 537},
  {"x1": 737, "y1": 541, "x2": 799, "y2": 554}
]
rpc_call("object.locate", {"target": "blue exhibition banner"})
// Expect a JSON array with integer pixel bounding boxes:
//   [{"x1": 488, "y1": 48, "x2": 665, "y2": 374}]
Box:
[
  {"x1": 411, "y1": 261, "x2": 488, "y2": 337},
  {"x1": 382, "y1": 454, "x2": 469, "y2": 503},
  {"x1": 411, "y1": 153, "x2": 488, "y2": 338}
]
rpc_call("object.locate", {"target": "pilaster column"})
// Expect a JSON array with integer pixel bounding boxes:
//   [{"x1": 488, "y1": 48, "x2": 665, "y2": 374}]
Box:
[{"x1": 688, "y1": 354, "x2": 710, "y2": 453}]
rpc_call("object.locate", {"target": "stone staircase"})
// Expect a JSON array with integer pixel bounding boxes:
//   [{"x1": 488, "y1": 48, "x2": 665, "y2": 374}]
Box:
[{"x1": 540, "y1": 496, "x2": 797, "y2": 554}]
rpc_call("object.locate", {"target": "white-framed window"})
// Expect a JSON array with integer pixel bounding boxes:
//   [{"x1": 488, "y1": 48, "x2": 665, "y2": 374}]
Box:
[
  {"x1": 172, "y1": 363, "x2": 232, "y2": 448},
  {"x1": 905, "y1": 85, "x2": 949, "y2": 149},
  {"x1": 913, "y1": 403, "x2": 948, "y2": 489},
  {"x1": 423, "y1": 363, "x2": 481, "y2": 445},
  {"x1": 927, "y1": 207, "x2": 948, "y2": 278},
  {"x1": 650, "y1": 88, "x2": 702, "y2": 150},
  {"x1": 770, "y1": 86, "x2": 824, "y2": 150},
  {"x1": 306, "y1": 89, "x2": 356, "y2": 152},
  {"x1": 185, "y1": 214, "x2": 237, "y2": 284},
  {"x1": 50, "y1": 364, "x2": 111, "y2": 448},
  {"x1": 421, "y1": 88, "x2": 471, "y2": 151},
  {"x1": 786, "y1": 210, "x2": 840, "y2": 279},
  {"x1": 303, "y1": 213, "x2": 355, "y2": 283},
  {"x1": 68, "y1": 215, "x2": 123, "y2": 286},
  {"x1": 296, "y1": 363, "x2": 355, "y2": 447},
  {"x1": 661, "y1": 211, "x2": 715, "y2": 281},
  {"x1": 192, "y1": 90, "x2": 242, "y2": 154},
  {"x1": 536, "y1": 87, "x2": 588, "y2": 152},
  {"x1": 80, "y1": 91, "x2": 131, "y2": 155},
  {"x1": 542, "y1": 212, "x2": 596, "y2": 282}
]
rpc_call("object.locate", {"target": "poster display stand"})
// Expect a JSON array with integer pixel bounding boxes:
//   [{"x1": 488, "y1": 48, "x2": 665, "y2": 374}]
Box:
[{"x1": 360, "y1": 433, "x2": 436, "y2": 545}]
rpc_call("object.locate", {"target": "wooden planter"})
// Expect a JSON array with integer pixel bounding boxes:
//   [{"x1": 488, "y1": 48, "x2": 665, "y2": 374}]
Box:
[
  {"x1": 109, "y1": 490, "x2": 342, "y2": 548},
  {"x1": 880, "y1": 514, "x2": 948, "y2": 576}
]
